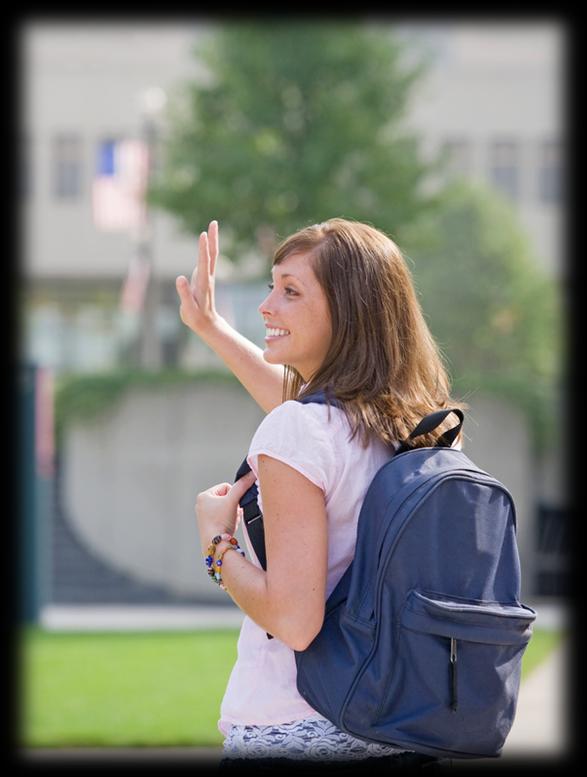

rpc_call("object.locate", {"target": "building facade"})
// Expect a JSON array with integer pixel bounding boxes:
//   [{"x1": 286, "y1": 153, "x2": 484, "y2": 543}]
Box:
[{"x1": 20, "y1": 20, "x2": 564, "y2": 373}]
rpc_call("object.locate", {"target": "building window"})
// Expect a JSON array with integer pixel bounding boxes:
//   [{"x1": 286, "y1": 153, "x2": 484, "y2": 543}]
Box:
[
  {"x1": 52, "y1": 133, "x2": 83, "y2": 199},
  {"x1": 440, "y1": 138, "x2": 471, "y2": 180},
  {"x1": 488, "y1": 139, "x2": 519, "y2": 201},
  {"x1": 538, "y1": 139, "x2": 562, "y2": 204}
]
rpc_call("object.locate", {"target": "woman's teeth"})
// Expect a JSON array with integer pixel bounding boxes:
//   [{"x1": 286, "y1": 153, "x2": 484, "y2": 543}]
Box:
[{"x1": 267, "y1": 328, "x2": 290, "y2": 337}]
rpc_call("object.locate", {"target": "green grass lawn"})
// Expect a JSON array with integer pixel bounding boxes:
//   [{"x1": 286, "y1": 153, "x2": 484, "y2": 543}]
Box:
[{"x1": 19, "y1": 626, "x2": 564, "y2": 748}]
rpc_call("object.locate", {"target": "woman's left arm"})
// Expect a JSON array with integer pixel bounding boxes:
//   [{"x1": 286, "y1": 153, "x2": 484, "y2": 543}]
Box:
[{"x1": 197, "y1": 454, "x2": 328, "y2": 651}]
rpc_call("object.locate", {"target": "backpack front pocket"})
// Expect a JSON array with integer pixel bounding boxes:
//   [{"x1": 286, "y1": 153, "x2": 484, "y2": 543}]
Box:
[{"x1": 374, "y1": 589, "x2": 536, "y2": 756}]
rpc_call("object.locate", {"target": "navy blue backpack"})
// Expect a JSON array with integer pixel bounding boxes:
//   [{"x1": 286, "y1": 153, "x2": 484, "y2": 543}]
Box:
[{"x1": 234, "y1": 389, "x2": 536, "y2": 760}]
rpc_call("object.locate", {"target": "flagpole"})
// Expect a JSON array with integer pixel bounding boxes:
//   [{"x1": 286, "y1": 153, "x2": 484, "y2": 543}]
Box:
[{"x1": 137, "y1": 87, "x2": 166, "y2": 371}]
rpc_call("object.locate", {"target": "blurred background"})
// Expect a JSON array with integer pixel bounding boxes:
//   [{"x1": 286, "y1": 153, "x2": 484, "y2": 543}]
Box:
[{"x1": 17, "y1": 17, "x2": 569, "y2": 756}]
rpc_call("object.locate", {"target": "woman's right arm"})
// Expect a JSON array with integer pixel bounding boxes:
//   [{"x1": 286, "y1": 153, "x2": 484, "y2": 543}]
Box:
[
  {"x1": 195, "y1": 315, "x2": 285, "y2": 414},
  {"x1": 175, "y1": 220, "x2": 284, "y2": 415}
]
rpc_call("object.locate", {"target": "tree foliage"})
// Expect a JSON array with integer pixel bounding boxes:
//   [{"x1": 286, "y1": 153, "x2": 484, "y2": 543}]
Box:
[
  {"x1": 149, "y1": 23, "x2": 561, "y2": 448},
  {"x1": 149, "y1": 21, "x2": 437, "y2": 261},
  {"x1": 402, "y1": 180, "x2": 562, "y2": 447}
]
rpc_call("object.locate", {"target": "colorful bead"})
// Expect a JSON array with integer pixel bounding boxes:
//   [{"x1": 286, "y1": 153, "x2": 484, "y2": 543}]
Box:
[{"x1": 202, "y1": 533, "x2": 244, "y2": 592}]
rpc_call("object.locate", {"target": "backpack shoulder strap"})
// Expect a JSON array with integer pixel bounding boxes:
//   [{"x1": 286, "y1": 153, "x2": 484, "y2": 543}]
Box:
[{"x1": 233, "y1": 388, "x2": 334, "y2": 638}]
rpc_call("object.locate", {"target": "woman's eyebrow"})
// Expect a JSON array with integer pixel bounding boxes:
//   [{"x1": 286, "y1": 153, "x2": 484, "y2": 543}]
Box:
[{"x1": 272, "y1": 272, "x2": 303, "y2": 286}]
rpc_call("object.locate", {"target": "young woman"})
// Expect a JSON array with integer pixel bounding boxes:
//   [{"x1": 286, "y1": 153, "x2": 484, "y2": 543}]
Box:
[{"x1": 175, "y1": 219, "x2": 464, "y2": 768}]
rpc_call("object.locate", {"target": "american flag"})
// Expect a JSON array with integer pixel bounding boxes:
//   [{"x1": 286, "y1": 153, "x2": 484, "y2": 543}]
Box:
[
  {"x1": 92, "y1": 138, "x2": 152, "y2": 313},
  {"x1": 92, "y1": 139, "x2": 149, "y2": 232}
]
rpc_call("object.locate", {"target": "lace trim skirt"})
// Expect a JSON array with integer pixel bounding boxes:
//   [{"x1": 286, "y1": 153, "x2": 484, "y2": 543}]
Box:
[{"x1": 221, "y1": 716, "x2": 411, "y2": 762}]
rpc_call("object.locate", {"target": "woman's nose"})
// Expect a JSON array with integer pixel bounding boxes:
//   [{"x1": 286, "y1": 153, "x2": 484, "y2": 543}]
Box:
[{"x1": 258, "y1": 292, "x2": 273, "y2": 316}]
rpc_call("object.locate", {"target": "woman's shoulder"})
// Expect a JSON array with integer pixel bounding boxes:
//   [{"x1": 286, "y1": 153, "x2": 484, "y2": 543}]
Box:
[
  {"x1": 265, "y1": 398, "x2": 346, "y2": 426},
  {"x1": 253, "y1": 399, "x2": 347, "y2": 443},
  {"x1": 248, "y1": 401, "x2": 347, "y2": 493}
]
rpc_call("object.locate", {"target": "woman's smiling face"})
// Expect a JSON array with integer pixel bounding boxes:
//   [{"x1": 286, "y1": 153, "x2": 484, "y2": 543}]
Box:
[{"x1": 258, "y1": 251, "x2": 333, "y2": 383}]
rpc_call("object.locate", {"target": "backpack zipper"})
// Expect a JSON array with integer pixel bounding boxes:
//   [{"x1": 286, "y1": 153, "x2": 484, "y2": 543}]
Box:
[{"x1": 449, "y1": 637, "x2": 458, "y2": 712}]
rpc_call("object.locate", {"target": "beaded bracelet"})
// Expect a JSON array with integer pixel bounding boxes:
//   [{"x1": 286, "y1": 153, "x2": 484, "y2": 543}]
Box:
[
  {"x1": 204, "y1": 533, "x2": 245, "y2": 591},
  {"x1": 211, "y1": 538, "x2": 245, "y2": 591}
]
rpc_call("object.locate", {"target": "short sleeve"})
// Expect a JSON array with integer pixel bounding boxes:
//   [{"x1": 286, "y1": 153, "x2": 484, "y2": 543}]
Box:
[{"x1": 246, "y1": 400, "x2": 334, "y2": 493}]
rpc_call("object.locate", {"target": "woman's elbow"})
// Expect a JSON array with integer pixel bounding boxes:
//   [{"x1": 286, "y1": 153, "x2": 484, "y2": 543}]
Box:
[
  {"x1": 290, "y1": 633, "x2": 316, "y2": 652},
  {"x1": 285, "y1": 612, "x2": 324, "y2": 652}
]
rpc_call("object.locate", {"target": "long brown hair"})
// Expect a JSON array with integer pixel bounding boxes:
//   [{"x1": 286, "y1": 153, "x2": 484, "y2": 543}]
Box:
[{"x1": 273, "y1": 218, "x2": 466, "y2": 450}]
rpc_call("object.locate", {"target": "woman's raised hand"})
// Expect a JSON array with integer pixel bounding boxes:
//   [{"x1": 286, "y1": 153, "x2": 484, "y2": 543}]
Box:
[{"x1": 176, "y1": 220, "x2": 221, "y2": 337}]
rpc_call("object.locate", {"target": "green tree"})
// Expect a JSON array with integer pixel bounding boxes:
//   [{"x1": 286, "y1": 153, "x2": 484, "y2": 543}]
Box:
[
  {"x1": 149, "y1": 21, "x2": 439, "y2": 262},
  {"x1": 401, "y1": 180, "x2": 562, "y2": 448}
]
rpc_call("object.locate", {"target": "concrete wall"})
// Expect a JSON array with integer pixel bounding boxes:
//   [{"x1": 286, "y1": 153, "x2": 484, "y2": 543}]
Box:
[
  {"x1": 63, "y1": 381, "x2": 265, "y2": 603},
  {"x1": 458, "y1": 395, "x2": 534, "y2": 600},
  {"x1": 63, "y1": 384, "x2": 536, "y2": 602}
]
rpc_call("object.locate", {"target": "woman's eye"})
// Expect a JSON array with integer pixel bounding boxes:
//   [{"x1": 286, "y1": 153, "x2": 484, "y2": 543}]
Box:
[{"x1": 267, "y1": 283, "x2": 297, "y2": 296}]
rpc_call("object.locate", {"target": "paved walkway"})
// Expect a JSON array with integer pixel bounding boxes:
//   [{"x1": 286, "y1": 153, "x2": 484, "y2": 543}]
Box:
[
  {"x1": 39, "y1": 599, "x2": 565, "y2": 632},
  {"x1": 40, "y1": 603, "x2": 246, "y2": 630},
  {"x1": 502, "y1": 638, "x2": 568, "y2": 758}
]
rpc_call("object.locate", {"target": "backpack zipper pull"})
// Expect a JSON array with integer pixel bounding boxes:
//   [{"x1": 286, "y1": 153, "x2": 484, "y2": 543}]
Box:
[{"x1": 449, "y1": 637, "x2": 458, "y2": 712}]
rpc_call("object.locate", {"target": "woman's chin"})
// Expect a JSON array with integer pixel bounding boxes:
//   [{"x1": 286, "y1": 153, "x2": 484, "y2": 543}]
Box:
[{"x1": 262, "y1": 350, "x2": 283, "y2": 365}]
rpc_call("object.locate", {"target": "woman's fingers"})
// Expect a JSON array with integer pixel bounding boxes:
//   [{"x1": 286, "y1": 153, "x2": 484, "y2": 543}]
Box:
[
  {"x1": 191, "y1": 231, "x2": 208, "y2": 289},
  {"x1": 175, "y1": 275, "x2": 194, "y2": 325},
  {"x1": 208, "y1": 220, "x2": 218, "y2": 275},
  {"x1": 176, "y1": 274, "x2": 191, "y2": 296},
  {"x1": 179, "y1": 221, "x2": 220, "y2": 331},
  {"x1": 176, "y1": 274, "x2": 194, "y2": 306},
  {"x1": 190, "y1": 221, "x2": 218, "y2": 288}
]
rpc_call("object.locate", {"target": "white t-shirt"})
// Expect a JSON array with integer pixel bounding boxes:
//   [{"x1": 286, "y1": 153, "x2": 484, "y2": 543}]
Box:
[{"x1": 218, "y1": 399, "x2": 395, "y2": 735}]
